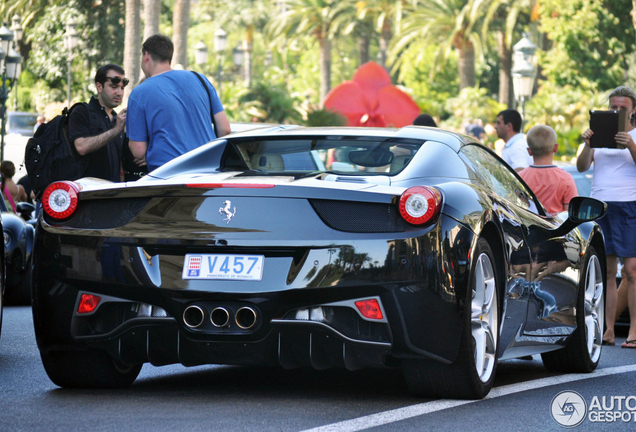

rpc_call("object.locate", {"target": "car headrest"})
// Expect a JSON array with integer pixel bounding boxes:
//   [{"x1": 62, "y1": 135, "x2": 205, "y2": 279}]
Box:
[
  {"x1": 251, "y1": 153, "x2": 285, "y2": 171},
  {"x1": 390, "y1": 155, "x2": 411, "y2": 172}
]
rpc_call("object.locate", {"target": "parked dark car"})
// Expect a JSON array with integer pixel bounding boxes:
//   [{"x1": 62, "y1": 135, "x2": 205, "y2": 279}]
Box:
[
  {"x1": 558, "y1": 161, "x2": 593, "y2": 198},
  {"x1": 7, "y1": 112, "x2": 40, "y2": 137},
  {"x1": 32, "y1": 126, "x2": 607, "y2": 399},
  {"x1": 0, "y1": 209, "x2": 4, "y2": 337},
  {"x1": 0, "y1": 190, "x2": 35, "y2": 304}
]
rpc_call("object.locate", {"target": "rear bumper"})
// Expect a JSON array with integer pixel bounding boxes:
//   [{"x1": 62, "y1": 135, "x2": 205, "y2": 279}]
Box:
[
  {"x1": 32, "y1": 214, "x2": 474, "y2": 367},
  {"x1": 67, "y1": 316, "x2": 392, "y2": 371}
]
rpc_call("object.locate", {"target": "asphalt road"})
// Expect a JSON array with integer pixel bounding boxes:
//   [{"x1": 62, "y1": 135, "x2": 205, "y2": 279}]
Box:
[{"x1": 1, "y1": 306, "x2": 635, "y2": 431}]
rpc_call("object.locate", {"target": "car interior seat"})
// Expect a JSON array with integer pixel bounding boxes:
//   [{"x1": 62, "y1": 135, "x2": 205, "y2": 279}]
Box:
[
  {"x1": 250, "y1": 153, "x2": 285, "y2": 170},
  {"x1": 390, "y1": 155, "x2": 411, "y2": 172}
]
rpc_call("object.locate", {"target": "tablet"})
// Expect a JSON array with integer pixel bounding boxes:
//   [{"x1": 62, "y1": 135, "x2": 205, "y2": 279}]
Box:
[{"x1": 589, "y1": 110, "x2": 628, "y2": 148}]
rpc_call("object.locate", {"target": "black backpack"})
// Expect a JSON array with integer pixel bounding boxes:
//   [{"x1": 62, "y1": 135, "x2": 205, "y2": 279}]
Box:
[{"x1": 24, "y1": 103, "x2": 89, "y2": 198}]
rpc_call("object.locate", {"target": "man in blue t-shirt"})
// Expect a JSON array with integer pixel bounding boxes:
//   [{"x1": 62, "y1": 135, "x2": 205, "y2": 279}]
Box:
[{"x1": 127, "y1": 34, "x2": 231, "y2": 171}]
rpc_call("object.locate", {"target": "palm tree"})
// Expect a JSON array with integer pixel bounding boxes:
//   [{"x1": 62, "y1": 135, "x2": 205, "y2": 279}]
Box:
[
  {"x1": 123, "y1": 0, "x2": 142, "y2": 102},
  {"x1": 483, "y1": 0, "x2": 534, "y2": 106},
  {"x1": 140, "y1": 0, "x2": 161, "y2": 83},
  {"x1": 353, "y1": 0, "x2": 406, "y2": 68},
  {"x1": 331, "y1": 0, "x2": 378, "y2": 67},
  {"x1": 235, "y1": 0, "x2": 270, "y2": 88},
  {"x1": 0, "y1": 0, "x2": 50, "y2": 29},
  {"x1": 143, "y1": 0, "x2": 161, "y2": 41},
  {"x1": 173, "y1": 0, "x2": 191, "y2": 68},
  {"x1": 266, "y1": 0, "x2": 354, "y2": 104},
  {"x1": 390, "y1": 0, "x2": 490, "y2": 89}
]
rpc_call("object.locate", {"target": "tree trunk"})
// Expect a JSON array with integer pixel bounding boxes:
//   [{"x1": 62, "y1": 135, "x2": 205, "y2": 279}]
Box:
[
  {"x1": 458, "y1": 39, "x2": 475, "y2": 89},
  {"x1": 632, "y1": 0, "x2": 636, "y2": 46},
  {"x1": 357, "y1": 20, "x2": 372, "y2": 67},
  {"x1": 378, "y1": 22, "x2": 392, "y2": 69},
  {"x1": 319, "y1": 36, "x2": 332, "y2": 106},
  {"x1": 141, "y1": 0, "x2": 161, "y2": 83},
  {"x1": 173, "y1": 0, "x2": 191, "y2": 69},
  {"x1": 143, "y1": 0, "x2": 161, "y2": 41},
  {"x1": 244, "y1": 25, "x2": 254, "y2": 88},
  {"x1": 498, "y1": 31, "x2": 513, "y2": 108},
  {"x1": 124, "y1": 0, "x2": 142, "y2": 104},
  {"x1": 357, "y1": 36, "x2": 370, "y2": 66}
]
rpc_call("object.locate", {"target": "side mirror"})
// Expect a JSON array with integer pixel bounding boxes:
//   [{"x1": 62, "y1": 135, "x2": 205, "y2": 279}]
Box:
[
  {"x1": 16, "y1": 202, "x2": 36, "y2": 221},
  {"x1": 16, "y1": 202, "x2": 35, "y2": 213},
  {"x1": 568, "y1": 196, "x2": 607, "y2": 223},
  {"x1": 526, "y1": 196, "x2": 607, "y2": 247}
]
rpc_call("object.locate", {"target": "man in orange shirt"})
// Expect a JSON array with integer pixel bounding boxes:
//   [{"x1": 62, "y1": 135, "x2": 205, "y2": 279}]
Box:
[{"x1": 519, "y1": 125, "x2": 578, "y2": 215}]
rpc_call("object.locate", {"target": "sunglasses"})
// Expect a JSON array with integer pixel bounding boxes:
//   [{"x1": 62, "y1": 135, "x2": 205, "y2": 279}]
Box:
[{"x1": 104, "y1": 76, "x2": 130, "y2": 87}]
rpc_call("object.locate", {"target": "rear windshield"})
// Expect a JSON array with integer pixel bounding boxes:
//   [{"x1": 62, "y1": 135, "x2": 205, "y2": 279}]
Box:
[{"x1": 226, "y1": 137, "x2": 424, "y2": 175}]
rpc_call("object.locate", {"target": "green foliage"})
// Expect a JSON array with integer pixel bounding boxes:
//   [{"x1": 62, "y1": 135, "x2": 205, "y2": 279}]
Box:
[
  {"x1": 398, "y1": 43, "x2": 459, "y2": 119},
  {"x1": 389, "y1": 0, "x2": 489, "y2": 89},
  {"x1": 12, "y1": 0, "x2": 636, "y2": 152},
  {"x1": 225, "y1": 80, "x2": 302, "y2": 124},
  {"x1": 303, "y1": 107, "x2": 347, "y2": 126},
  {"x1": 524, "y1": 81, "x2": 607, "y2": 157},
  {"x1": 26, "y1": 0, "x2": 125, "y2": 107},
  {"x1": 626, "y1": 52, "x2": 636, "y2": 90},
  {"x1": 288, "y1": 40, "x2": 322, "y2": 104},
  {"x1": 14, "y1": 70, "x2": 35, "y2": 112},
  {"x1": 285, "y1": 36, "x2": 358, "y2": 106},
  {"x1": 476, "y1": 54, "x2": 500, "y2": 99},
  {"x1": 443, "y1": 87, "x2": 506, "y2": 129},
  {"x1": 27, "y1": 5, "x2": 77, "y2": 89},
  {"x1": 539, "y1": 0, "x2": 634, "y2": 91}
]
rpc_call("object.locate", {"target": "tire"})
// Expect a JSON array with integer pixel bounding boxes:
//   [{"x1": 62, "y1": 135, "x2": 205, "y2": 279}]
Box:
[
  {"x1": 403, "y1": 238, "x2": 500, "y2": 399},
  {"x1": 541, "y1": 246, "x2": 604, "y2": 372},
  {"x1": 40, "y1": 349, "x2": 142, "y2": 388},
  {"x1": 0, "y1": 253, "x2": 4, "y2": 340},
  {"x1": 5, "y1": 251, "x2": 30, "y2": 306},
  {"x1": 0, "y1": 280, "x2": 3, "y2": 341}
]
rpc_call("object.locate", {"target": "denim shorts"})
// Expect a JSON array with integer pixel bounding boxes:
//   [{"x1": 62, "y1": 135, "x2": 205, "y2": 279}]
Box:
[{"x1": 596, "y1": 201, "x2": 636, "y2": 257}]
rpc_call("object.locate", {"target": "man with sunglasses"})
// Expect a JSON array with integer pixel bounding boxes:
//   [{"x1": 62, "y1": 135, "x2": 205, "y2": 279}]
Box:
[
  {"x1": 127, "y1": 34, "x2": 231, "y2": 171},
  {"x1": 68, "y1": 64, "x2": 129, "y2": 182}
]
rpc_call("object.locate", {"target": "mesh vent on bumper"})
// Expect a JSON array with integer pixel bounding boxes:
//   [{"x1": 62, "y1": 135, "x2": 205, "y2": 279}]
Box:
[
  {"x1": 309, "y1": 199, "x2": 410, "y2": 233},
  {"x1": 45, "y1": 198, "x2": 151, "y2": 229}
]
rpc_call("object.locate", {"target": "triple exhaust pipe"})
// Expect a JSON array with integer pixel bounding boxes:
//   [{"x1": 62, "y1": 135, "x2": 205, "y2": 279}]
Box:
[{"x1": 183, "y1": 304, "x2": 258, "y2": 330}]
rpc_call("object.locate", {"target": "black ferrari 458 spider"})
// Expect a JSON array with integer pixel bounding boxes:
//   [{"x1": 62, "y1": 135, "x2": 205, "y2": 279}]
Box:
[{"x1": 32, "y1": 125, "x2": 608, "y2": 399}]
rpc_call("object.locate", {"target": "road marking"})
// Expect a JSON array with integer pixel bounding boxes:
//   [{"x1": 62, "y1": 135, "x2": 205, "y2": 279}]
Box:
[{"x1": 299, "y1": 365, "x2": 636, "y2": 432}]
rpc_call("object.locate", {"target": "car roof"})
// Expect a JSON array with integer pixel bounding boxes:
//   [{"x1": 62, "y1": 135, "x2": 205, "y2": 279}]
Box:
[
  {"x1": 225, "y1": 125, "x2": 475, "y2": 152},
  {"x1": 8, "y1": 112, "x2": 39, "y2": 117}
]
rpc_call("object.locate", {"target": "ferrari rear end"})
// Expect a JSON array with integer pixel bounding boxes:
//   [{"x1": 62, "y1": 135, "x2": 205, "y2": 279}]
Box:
[{"x1": 31, "y1": 129, "x2": 475, "y2": 389}]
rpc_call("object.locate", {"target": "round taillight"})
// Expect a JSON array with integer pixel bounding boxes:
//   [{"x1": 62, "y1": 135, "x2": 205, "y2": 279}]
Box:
[
  {"x1": 399, "y1": 186, "x2": 442, "y2": 225},
  {"x1": 42, "y1": 181, "x2": 80, "y2": 220}
]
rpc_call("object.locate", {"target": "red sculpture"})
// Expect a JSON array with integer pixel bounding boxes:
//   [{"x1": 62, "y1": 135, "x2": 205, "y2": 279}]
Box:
[{"x1": 324, "y1": 62, "x2": 421, "y2": 128}]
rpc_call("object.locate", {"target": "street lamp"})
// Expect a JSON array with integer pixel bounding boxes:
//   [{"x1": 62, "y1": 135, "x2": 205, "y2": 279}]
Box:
[
  {"x1": 10, "y1": 15, "x2": 22, "y2": 111},
  {"x1": 0, "y1": 23, "x2": 21, "y2": 162},
  {"x1": 64, "y1": 18, "x2": 80, "y2": 107},
  {"x1": 213, "y1": 28, "x2": 227, "y2": 96},
  {"x1": 512, "y1": 34, "x2": 537, "y2": 118},
  {"x1": 264, "y1": 50, "x2": 273, "y2": 68},
  {"x1": 194, "y1": 40, "x2": 209, "y2": 73},
  {"x1": 233, "y1": 45, "x2": 244, "y2": 67}
]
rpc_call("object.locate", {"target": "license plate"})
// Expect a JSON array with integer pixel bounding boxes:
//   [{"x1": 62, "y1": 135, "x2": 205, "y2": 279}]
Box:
[{"x1": 183, "y1": 254, "x2": 264, "y2": 280}]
